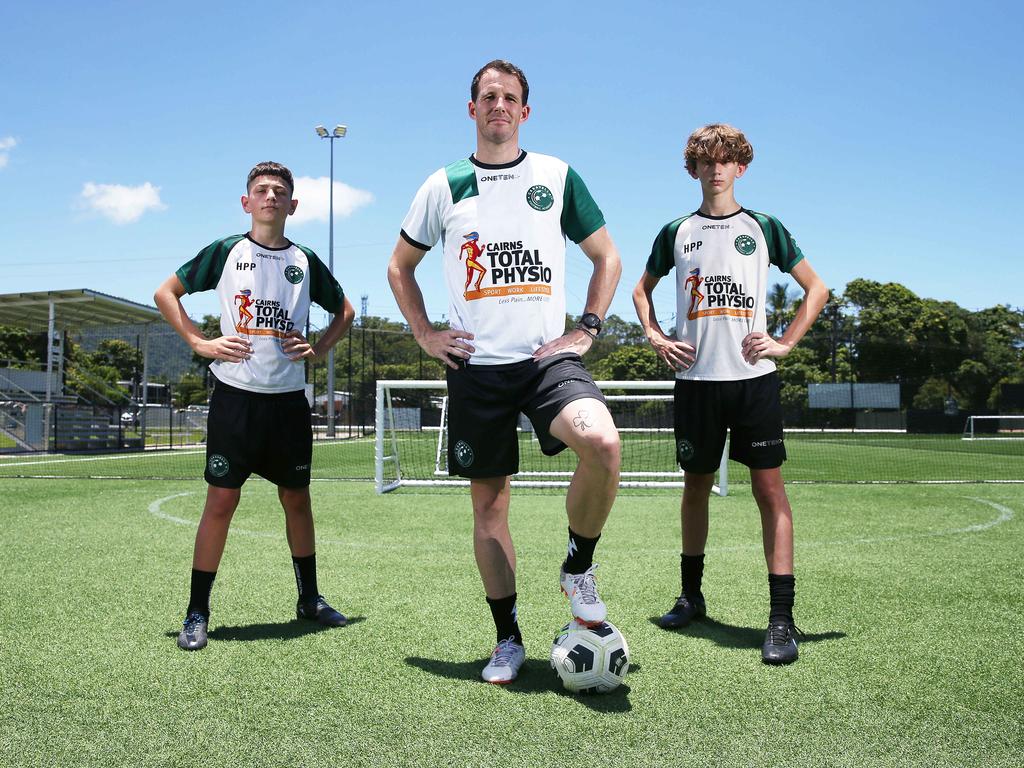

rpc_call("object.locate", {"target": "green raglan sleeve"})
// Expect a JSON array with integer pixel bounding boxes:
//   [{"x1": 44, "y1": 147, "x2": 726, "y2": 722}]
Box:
[
  {"x1": 561, "y1": 167, "x2": 606, "y2": 244},
  {"x1": 750, "y1": 212, "x2": 804, "y2": 273},
  {"x1": 301, "y1": 247, "x2": 345, "y2": 314},
  {"x1": 175, "y1": 235, "x2": 245, "y2": 293},
  {"x1": 645, "y1": 219, "x2": 684, "y2": 278}
]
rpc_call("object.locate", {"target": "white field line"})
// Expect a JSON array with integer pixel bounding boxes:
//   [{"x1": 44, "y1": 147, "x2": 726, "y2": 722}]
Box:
[
  {"x1": 147, "y1": 492, "x2": 1014, "y2": 553},
  {"x1": 0, "y1": 439, "x2": 375, "y2": 469}
]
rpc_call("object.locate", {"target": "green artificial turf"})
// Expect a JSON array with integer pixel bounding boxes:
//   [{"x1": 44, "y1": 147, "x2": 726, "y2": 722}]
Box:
[{"x1": 1, "y1": 479, "x2": 1022, "y2": 767}]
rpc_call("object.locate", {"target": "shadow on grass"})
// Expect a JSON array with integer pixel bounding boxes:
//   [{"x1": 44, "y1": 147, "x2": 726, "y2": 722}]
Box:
[
  {"x1": 405, "y1": 656, "x2": 636, "y2": 713},
  {"x1": 164, "y1": 616, "x2": 366, "y2": 642},
  {"x1": 648, "y1": 615, "x2": 846, "y2": 649}
]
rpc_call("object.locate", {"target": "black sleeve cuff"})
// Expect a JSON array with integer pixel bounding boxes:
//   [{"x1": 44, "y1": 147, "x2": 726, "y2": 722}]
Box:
[{"x1": 400, "y1": 229, "x2": 431, "y2": 251}]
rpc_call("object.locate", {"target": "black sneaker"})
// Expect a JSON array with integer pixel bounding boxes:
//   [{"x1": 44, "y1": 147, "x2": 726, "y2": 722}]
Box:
[
  {"x1": 177, "y1": 611, "x2": 209, "y2": 651},
  {"x1": 658, "y1": 593, "x2": 706, "y2": 629},
  {"x1": 762, "y1": 621, "x2": 801, "y2": 664},
  {"x1": 297, "y1": 595, "x2": 348, "y2": 627}
]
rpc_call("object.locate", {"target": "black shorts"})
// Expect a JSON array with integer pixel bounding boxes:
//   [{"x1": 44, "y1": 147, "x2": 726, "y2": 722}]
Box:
[
  {"x1": 445, "y1": 353, "x2": 605, "y2": 478},
  {"x1": 204, "y1": 379, "x2": 313, "y2": 489},
  {"x1": 674, "y1": 371, "x2": 786, "y2": 473}
]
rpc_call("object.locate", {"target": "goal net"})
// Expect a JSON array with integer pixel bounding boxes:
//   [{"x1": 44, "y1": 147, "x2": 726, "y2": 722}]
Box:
[
  {"x1": 375, "y1": 380, "x2": 728, "y2": 495},
  {"x1": 962, "y1": 415, "x2": 1024, "y2": 440}
]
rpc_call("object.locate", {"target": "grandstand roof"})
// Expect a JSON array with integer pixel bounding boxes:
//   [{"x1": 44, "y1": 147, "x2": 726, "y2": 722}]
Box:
[{"x1": 0, "y1": 289, "x2": 163, "y2": 330}]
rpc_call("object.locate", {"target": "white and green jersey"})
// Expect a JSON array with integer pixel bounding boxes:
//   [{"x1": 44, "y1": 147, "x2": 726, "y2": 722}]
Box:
[
  {"x1": 646, "y1": 209, "x2": 804, "y2": 381},
  {"x1": 176, "y1": 234, "x2": 344, "y2": 393},
  {"x1": 401, "y1": 151, "x2": 605, "y2": 365}
]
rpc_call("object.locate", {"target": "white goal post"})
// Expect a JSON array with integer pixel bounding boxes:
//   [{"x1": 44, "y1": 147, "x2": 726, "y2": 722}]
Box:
[
  {"x1": 962, "y1": 415, "x2": 1024, "y2": 440},
  {"x1": 375, "y1": 380, "x2": 728, "y2": 496}
]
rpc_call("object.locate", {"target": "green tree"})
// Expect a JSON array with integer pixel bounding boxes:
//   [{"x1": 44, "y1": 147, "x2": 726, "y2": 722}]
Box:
[
  {"x1": 190, "y1": 315, "x2": 222, "y2": 371},
  {"x1": 92, "y1": 339, "x2": 144, "y2": 381},
  {"x1": 590, "y1": 345, "x2": 664, "y2": 381},
  {"x1": 767, "y1": 282, "x2": 793, "y2": 336},
  {"x1": 0, "y1": 326, "x2": 46, "y2": 367},
  {"x1": 174, "y1": 373, "x2": 208, "y2": 407}
]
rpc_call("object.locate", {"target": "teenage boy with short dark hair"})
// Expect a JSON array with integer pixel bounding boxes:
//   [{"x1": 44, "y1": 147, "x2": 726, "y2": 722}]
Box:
[{"x1": 155, "y1": 161, "x2": 356, "y2": 651}]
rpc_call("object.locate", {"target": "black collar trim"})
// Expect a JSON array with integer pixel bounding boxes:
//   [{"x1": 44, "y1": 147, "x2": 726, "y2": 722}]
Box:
[
  {"x1": 693, "y1": 208, "x2": 744, "y2": 221},
  {"x1": 246, "y1": 233, "x2": 293, "y2": 251},
  {"x1": 470, "y1": 150, "x2": 527, "y2": 170}
]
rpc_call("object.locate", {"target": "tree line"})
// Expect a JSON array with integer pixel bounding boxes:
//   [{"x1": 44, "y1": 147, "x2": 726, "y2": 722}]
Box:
[{"x1": 2, "y1": 278, "x2": 1021, "y2": 414}]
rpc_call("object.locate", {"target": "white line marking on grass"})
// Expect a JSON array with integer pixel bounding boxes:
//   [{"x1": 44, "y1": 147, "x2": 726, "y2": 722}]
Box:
[
  {"x1": 704, "y1": 499, "x2": 1015, "y2": 552},
  {"x1": 1, "y1": 450, "x2": 205, "y2": 467},
  {"x1": 147, "y1": 491, "x2": 354, "y2": 545},
  {"x1": 710, "y1": 496, "x2": 1014, "y2": 552}
]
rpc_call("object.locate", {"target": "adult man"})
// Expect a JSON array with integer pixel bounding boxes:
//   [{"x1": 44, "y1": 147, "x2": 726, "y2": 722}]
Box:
[{"x1": 387, "y1": 60, "x2": 622, "y2": 684}]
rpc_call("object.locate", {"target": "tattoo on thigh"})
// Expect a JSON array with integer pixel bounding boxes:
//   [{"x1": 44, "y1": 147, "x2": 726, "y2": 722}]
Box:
[{"x1": 572, "y1": 409, "x2": 593, "y2": 432}]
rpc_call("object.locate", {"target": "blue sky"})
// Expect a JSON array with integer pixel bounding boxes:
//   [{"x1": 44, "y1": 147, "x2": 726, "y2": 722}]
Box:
[{"x1": 2, "y1": 0, "x2": 1022, "y2": 332}]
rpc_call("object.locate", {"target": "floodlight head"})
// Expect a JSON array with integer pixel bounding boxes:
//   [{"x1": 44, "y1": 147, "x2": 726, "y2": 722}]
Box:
[
  {"x1": 315, "y1": 125, "x2": 329, "y2": 138},
  {"x1": 333, "y1": 125, "x2": 348, "y2": 137}
]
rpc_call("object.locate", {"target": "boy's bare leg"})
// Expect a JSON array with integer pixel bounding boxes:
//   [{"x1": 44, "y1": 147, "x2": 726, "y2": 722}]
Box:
[
  {"x1": 192, "y1": 486, "x2": 241, "y2": 571},
  {"x1": 681, "y1": 471, "x2": 715, "y2": 555},
  {"x1": 750, "y1": 467, "x2": 794, "y2": 573},
  {"x1": 751, "y1": 466, "x2": 798, "y2": 663},
  {"x1": 658, "y1": 471, "x2": 715, "y2": 629},
  {"x1": 279, "y1": 486, "x2": 314, "y2": 558},
  {"x1": 279, "y1": 485, "x2": 346, "y2": 625}
]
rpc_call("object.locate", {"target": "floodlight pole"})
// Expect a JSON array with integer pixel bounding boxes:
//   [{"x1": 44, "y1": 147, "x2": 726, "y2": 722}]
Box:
[{"x1": 316, "y1": 124, "x2": 347, "y2": 438}]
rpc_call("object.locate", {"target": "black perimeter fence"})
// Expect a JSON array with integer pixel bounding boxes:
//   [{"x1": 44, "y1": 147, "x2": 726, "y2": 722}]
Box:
[{"x1": 1, "y1": 323, "x2": 1022, "y2": 485}]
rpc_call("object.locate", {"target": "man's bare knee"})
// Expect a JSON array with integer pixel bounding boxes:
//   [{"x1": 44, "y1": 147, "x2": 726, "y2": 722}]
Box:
[{"x1": 576, "y1": 429, "x2": 620, "y2": 474}]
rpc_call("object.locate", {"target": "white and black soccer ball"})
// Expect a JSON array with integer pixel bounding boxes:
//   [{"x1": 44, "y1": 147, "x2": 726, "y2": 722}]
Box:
[{"x1": 550, "y1": 620, "x2": 630, "y2": 694}]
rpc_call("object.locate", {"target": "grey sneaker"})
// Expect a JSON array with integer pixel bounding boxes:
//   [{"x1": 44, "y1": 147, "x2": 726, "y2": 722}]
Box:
[
  {"x1": 481, "y1": 637, "x2": 526, "y2": 684},
  {"x1": 297, "y1": 595, "x2": 348, "y2": 627},
  {"x1": 177, "y1": 611, "x2": 208, "y2": 651},
  {"x1": 560, "y1": 564, "x2": 607, "y2": 626}
]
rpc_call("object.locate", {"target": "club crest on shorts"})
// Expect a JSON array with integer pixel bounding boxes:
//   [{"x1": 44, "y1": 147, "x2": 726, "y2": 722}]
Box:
[
  {"x1": 207, "y1": 454, "x2": 230, "y2": 477},
  {"x1": 734, "y1": 235, "x2": 756, "y2": 255},
  {"x1": 526, "y1": 184, "x2": 553, "y2": 211},
  {"x1": 676, "y1": 439, "x2": 695, "y2": 462},
  {"x1": 453, "y1": 440, "x2": 475, "y2": 468},
  {"x1": 284, "y1": 265, "x2": 304, "y2": 284}
]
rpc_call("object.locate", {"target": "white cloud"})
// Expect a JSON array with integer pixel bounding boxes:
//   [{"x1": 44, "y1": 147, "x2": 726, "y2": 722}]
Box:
[
  {"x1": 0, "y1": 136, "x2": 16, "y2": 169},
  {"x1": 289, "y1": 176, "x2": 374, "y2": 225},
  {"x1": 78, "y1": 181, "x2": 167, "y2": 224}
]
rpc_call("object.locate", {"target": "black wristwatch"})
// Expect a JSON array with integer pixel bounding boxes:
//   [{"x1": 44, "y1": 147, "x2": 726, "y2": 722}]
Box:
[{"x1": 576, "y1": 312, "x2": 603, "y2": 338}]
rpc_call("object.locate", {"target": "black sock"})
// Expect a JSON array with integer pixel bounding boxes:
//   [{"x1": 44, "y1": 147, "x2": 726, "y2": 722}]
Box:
[
  {"x1": 187, "y1": 568, "x2": 216, "y2": 618},
  {"x1": 768, "y1": 573, "x2": 796, "y2": 625},
  {"x1": 292, "y1": 553, "x2": 319, "y2": 605},
  {"x1": 562, "y1": 527, "x2": 600, "y2": 574},
  {"x1": 486, "y1": 593, "x2": 523, "y2": 645},
  {"x1": 681, "y1": 553, "x2": 705, "y2": 598}
]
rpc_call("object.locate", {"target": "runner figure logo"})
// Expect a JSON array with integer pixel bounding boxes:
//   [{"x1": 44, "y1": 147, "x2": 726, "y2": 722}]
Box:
[
  {"x1": 459, "y1": 231, "x2": 486, "y2": 297},
  {"x1": 234, "y1": 289, "x2": 254, "y2": 333},
  {"x1": 684, "y1": 268, "x2": 705, "y2": 320}
]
